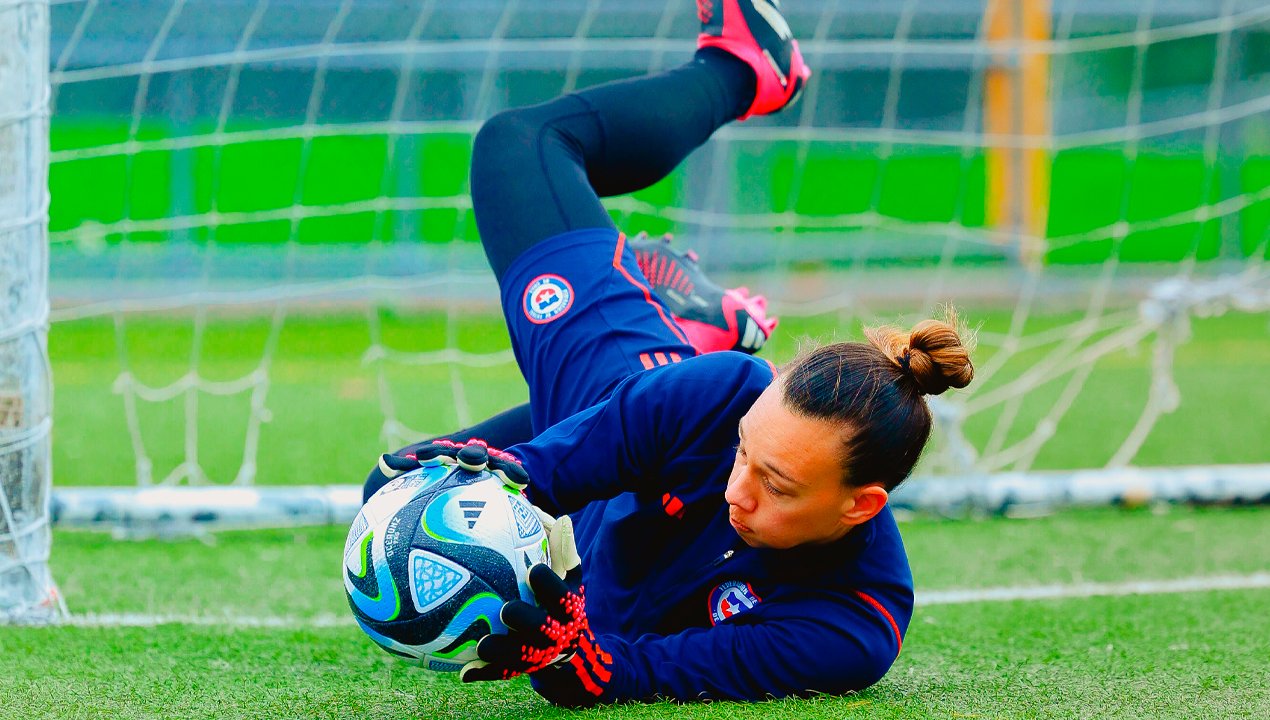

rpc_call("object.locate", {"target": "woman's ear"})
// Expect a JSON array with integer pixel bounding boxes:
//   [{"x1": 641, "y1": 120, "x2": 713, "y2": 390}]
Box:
[{"x1": 841, "y1": 484, "x2": 888, "y2": 527}]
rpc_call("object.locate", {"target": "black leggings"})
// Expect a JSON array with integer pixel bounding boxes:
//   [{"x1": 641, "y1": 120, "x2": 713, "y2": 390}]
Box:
[
  {"x1": 470, "y1": 49, "x2": 755, "y2": 281},
  {"x1": 364, "y1": 51, "x2": 754, "y2": 502}
]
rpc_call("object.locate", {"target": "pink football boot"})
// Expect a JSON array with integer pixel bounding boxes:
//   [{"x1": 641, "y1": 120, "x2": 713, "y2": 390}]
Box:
[
  {"x1": 697, "y1": 0, "x2": 812, "y2": 119},
  {"x1": 630, "y1": 232, "x2": 779, "y2": 355}
]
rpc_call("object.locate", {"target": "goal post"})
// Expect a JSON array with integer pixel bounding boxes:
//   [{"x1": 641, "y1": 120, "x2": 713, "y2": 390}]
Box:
[
  {"x1": 0, "y1": 0, "x2": 61, "y2": 622},
  {"x1": 984, "y1": 0, "x2": 1052, "y2": 266}
]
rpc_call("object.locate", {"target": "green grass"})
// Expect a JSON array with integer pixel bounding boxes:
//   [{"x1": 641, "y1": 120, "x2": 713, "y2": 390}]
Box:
[
  {"x1": 49, "y1": 307, "x2": 1270, "y2": 486},
  {"x1": 29, "y1": 299, "x2": 1270, "y2": 717},
  {"x1": 49, "y1": 119, "x2": 1270, "y2": 261},
  {"x1": 2, "y1": 506, "x2": 1267, "y2": 719}
]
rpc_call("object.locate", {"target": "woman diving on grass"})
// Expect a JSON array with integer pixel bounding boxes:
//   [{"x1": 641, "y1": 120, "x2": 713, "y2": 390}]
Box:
[{"x1": 364, "y1": 0, "x2": 974, "y2": 706}]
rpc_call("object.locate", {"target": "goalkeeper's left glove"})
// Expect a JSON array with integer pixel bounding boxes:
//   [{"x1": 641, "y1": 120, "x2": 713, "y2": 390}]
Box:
[
  {"x1": 376, "y1": 438, "x2": 529, "y2": 492},
  {"x1": 460, "y1": 563, "x2": 614, "y2": 706}
]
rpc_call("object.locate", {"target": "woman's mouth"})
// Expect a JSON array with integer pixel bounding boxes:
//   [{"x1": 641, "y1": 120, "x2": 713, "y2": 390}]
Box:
[{"x1": 729, "y1": 515, "x2": 752, "y2": 534}]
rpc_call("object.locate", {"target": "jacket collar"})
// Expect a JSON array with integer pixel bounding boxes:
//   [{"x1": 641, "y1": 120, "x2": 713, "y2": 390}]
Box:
[{"x1": 753, "y1": 514, "x2": 875, "y2": 578}]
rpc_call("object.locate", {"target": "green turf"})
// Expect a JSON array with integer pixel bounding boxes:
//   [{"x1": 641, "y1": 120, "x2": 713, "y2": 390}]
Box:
[
  {"x1": 45, "y1": 507, "x2": 1270, "y2": 620},
  {"x1": 49, "y1": 119, "x2": 1270, "y2": 261},
  {"x1": 49, "y1": 307, "x2": 1270, "y2": 486},
  {"x1": 3, "y1": 506, "x2": 1266, "y2": 719}
]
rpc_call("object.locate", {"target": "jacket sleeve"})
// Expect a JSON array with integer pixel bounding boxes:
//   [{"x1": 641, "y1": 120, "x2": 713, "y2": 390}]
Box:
[
  {"x1": 531, "y1": 586, "x2": 907, "y2": 706},
  {"x1": 512, "y1": 354, "x2": 773, "y2": 516}
]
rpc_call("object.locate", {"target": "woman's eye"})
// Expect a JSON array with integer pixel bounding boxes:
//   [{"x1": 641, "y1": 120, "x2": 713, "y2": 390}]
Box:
[{"x1": 761, "y1": 477, "x2": 783, "y2": 497}]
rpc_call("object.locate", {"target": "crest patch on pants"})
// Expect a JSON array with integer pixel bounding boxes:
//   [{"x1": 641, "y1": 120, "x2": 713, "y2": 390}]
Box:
[{"x1": 523, "y1": 274, "x2": 575, "y2": 324}]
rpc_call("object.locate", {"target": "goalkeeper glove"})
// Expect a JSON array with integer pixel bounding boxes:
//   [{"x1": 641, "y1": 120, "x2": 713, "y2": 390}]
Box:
[
  {"x1": 460, "y1": 563, "x2": 614, "y2": 706},
  {"x1": 535, "y1": 507, "x2": 581, "y2": 581},
  {"x1": 376, "y1": 438, "x2": 529, "y2": 492}
]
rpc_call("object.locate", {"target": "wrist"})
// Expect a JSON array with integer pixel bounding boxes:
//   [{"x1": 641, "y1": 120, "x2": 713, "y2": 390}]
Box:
[
  {"x1": 528, "y1": 649, "x2": 619, "y2": 708},
  {"x1": 528, "y1": 628, "x2": 630, "y2": 708}
]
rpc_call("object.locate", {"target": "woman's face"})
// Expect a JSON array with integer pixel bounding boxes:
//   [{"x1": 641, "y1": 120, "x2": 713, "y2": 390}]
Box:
[{"x1": 724, "y1": 383, "x2": 885, "y2": 550}]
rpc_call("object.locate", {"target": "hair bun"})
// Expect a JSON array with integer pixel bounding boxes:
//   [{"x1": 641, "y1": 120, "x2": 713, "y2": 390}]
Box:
[
  {"x1": 864, "y1": 311, "x2": 975, "y2": 396},
  {"x1": 905, "y1": 317, "x2": 974, "y2": 396}
]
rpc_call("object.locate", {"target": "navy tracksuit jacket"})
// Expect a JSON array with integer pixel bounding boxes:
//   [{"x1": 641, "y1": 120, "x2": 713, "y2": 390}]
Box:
[{"x1": 511, "y1": 352, "x2": 914, "y2": 703}]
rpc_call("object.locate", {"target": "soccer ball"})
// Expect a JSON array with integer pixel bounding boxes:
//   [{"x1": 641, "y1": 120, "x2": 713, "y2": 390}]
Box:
[{"x1": 343, "y1": 461, "x2": 550, "y2": 672}]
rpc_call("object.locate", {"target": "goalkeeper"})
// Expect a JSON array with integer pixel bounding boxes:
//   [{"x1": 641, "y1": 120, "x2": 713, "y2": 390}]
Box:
[{"x1": 369, "y1": 0, "x2": 974, "y2": 707}]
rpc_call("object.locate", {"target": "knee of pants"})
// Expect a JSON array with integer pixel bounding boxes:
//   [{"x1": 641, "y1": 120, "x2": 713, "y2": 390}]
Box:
[
  {"x1": 472, "y1": 108, "x2": 541, "y2": 182},
  {"x1": 471, "y1": 108, "x2": 547, "y2": 254}
]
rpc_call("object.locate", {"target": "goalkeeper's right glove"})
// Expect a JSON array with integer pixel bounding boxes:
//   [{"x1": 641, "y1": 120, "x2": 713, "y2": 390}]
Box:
[
  {"x1": 460, "y1": 563, "x2": 615, "y2": 707},
  {"x1": 459, "y1": 507, "x2": 592, "y2": 680}
]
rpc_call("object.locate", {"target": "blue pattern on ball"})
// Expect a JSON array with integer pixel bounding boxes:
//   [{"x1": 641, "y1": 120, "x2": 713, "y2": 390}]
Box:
[
  {"x1": 510, "y1": 495, "x2": 542, "y2": 540},
  {"x1": 444, "y1": 592, "x2": 507, "y2": 636},
  {"x1": 410, "y1": 551, "x2": 468, "y2": 612},
  {"x1": 422, "y1": 486, "x2": 476, "y2": 543},
  {"x1": 349, "y1": 552, "x2": 399, "y2": 622}
]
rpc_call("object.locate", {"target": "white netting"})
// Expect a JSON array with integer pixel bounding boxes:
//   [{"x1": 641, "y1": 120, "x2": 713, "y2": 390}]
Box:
[
  {"x1": 41, "y1": 0, "x2": 1270, "y2": 519},
  {"x1": 1, "y1": 0, "x2": 63, "y2": 619}
]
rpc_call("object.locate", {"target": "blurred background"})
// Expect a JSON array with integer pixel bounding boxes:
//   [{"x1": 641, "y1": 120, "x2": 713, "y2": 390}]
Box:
[{"x1": 30, "y1": 0, "x2": 1270, "y2": 505}]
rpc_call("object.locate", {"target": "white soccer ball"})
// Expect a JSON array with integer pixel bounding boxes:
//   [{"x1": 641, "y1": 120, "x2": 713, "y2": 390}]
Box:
[{"x1": 343, "y1": 461, "x2": 549, "y2": 672}]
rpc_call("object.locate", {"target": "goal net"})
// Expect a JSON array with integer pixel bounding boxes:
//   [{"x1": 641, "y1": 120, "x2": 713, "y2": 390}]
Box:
[
  {"x1": 1, "y1": 0, "x2": 62, "y2": 620},
  {"x1": 40, "y1": 0, "x2": 1270, "y2": 532}
]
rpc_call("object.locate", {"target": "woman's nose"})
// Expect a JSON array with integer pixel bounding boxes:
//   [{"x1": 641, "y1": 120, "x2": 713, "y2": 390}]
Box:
[{"x1": 725, "y1": 469, "x2": 756, "y2": 511}]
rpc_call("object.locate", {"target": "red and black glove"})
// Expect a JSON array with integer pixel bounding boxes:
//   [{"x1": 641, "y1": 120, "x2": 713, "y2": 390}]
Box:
[
  {"x1": 460, "y1": 563, "x2": 615, "y2": 707},
  {"x1": 377, "y1": 438, "x2": 529, "y2": 492}
]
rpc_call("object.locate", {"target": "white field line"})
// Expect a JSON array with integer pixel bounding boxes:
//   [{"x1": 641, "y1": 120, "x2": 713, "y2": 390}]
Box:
[
  {"x1": 55, "y1": 573, "x2": 1270, "y2": 629},
  {"x1": 917, "y1": 572, "x2": 1270, "y2": 606},
  {"x1": 62, "y1": 612, "x2": 349, "y2": 629}
]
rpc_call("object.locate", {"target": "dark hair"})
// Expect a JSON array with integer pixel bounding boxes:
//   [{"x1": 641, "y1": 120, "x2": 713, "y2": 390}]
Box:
[{"x1": 779, "y1": 313, "x2": 974, "y2": 491}]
